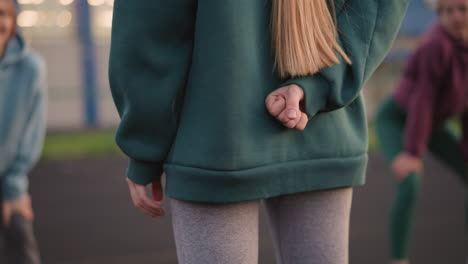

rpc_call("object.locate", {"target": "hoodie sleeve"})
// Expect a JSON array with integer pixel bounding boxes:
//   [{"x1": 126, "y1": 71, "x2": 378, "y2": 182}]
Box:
[
  {"x1": 281, "y1": 0, "x2": 410, "y2": 118},
  {"x1": 2, "y1": 58, "x2": 47, "y2": 201},
  {"x1": 403, "y1": 42, "x2": 446, "y2": 158},
  {"x1": 108, "y1": 0, "x2": 197, "y2": 185}
]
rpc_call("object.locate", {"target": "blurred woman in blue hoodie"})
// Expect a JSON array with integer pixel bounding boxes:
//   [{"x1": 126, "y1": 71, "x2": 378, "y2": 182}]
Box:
[{"x1": 0, "y1": 0, "x2": 46, "y2": 263}]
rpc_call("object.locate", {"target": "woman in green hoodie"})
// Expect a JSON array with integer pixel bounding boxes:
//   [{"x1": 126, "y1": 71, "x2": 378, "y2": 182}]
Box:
[
  {"x1": 109, "y1": 0, "x2": 409, "y2": 263},
  {"x1": 0, "y1": 0, "x2": 45, "y2": 263}
]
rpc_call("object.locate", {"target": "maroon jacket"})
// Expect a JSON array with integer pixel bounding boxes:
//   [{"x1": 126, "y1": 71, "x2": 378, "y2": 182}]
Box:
[{"x1": 393, "y1": 23, "x2": 468, "y2": 160}]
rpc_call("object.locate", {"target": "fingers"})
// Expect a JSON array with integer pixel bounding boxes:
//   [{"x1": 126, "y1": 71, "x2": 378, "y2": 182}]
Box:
[
  {"x1": 391, "y1": 155, "x2": 423, "y2": 181},
  {"x1": 2, "y1": 194, "x2": 35, "y2": 226},
  {"x1": 17, "y1": 201, "x2": 34, "y2": 222},
  {"x1": 265, "y1": 94, "x2": 286, "y2": 117},
  {"x1": 294, "y1": 113, "x2": 309, "y2": 131},
  {"x1": 2, "y1": 202, "x2": 12, "y2": 227},
  {"x1": 391, "y1": 158, "x2": 408, "y2": 180},
  {"x1": 276, "y1": 107, "x2": 299, "y2": 126},
  {"x1": 282, "y1": 85, "x2": 304, "y2": 126},
  {"x1": 284, "y1": 85, "x2": 303, "y2": 117},
  {"x1": 391, "y1": 163, "x2": 407, "y2": 180},
  {"x1": 265, "y1": 85, "x2": 309, "y2": 130},
  {"x1": 135, "y1": 186, "x2": 165, "y2": 217},
  {"x1": 152, "y1": 181, "x2": 164, "y2": 202},
  {"x1": 271, "y1": 100, "x2": 309, "y2": 130},
  {"x1": 19, "y1": 194, "x2": 34, "y2": 221},
  {"x1": 126, "y1": 178, "x2": 165, "y2": 218},
  {"x1": 276, "y1": 107, "x2": 298, "y2": 123},
  {"x1": 395, "y1": 164, "x2": 422, "y2": 180},
  {"x1": 285, "y1": 115, "x2": 300, "y2": 129},
  {"x1": 18, "y1": 207, "x2": 34, "y2": 222}
]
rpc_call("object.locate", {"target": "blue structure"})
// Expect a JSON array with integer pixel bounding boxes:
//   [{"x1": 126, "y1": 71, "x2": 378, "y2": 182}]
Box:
[
  {"x1": 400, "y1": 0, "x2": 437, "y2": 36},
  {"x1": 386, "y1": 0, "x2": 437, "y2": 61},
  {"x1": 76, "y1": 0, "x2": 99, "y2": 128}
]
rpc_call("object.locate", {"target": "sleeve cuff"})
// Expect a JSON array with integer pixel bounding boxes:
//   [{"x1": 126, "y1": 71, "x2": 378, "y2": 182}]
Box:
[
  {"x1": 281, "y1": 74, "x2": 330, "y2": 118},
  {"x1": 127, "y1": 159, "x2": 163, "y2": 185},
  {"x1": 2, "y1": 174, "x2": 28, "y2": 201}
]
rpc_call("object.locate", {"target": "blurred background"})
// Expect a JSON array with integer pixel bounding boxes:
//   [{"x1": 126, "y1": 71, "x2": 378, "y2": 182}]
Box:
[
  {"x1": 18, "y1": 0, "x2": 115, "y2": 130},
  {"x1": 3, "y1": 0, "x2": 466, "y2": 263}
]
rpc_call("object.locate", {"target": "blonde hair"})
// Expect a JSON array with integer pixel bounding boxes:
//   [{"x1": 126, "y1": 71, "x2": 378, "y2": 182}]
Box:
[{"x1": 272, "y1": 0, "x2": 351, "y2": 79}]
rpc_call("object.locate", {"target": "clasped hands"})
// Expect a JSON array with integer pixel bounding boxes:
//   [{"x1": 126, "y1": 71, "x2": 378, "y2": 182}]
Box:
[{"x1": 265, "y1": 84, "x2": 309, "y2": 130}]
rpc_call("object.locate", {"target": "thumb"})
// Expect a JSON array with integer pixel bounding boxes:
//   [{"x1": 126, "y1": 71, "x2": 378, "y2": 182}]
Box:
[
  {"x1": 151, "y1": 180, "x2": 164, "y2": 202},
  {"x1": 284, "y1": 86, "x2": 304, "y2": 119}
]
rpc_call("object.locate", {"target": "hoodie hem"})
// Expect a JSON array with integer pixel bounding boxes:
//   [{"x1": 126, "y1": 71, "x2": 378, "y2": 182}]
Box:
[{"x1": 164, "y1": 154, "x2": 367, "y2": 203}]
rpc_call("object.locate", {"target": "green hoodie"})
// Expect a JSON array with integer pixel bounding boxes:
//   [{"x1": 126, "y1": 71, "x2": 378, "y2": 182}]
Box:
[{"x1": 109, "y1": 0, "x2": 410, "y2": 202}]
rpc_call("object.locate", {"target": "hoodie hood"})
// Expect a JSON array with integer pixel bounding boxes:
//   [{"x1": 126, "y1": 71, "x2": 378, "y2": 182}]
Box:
[
  {"x1": 0, "y1": 34, "x2": 27, "y2": 67},
  {"x1": 426, "y1": 23, "x2": 468, "y2": 51}
]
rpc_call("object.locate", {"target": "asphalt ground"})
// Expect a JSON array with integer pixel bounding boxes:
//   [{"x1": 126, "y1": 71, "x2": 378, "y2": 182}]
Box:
[{"x1": 3, "y1": 153, "x2": 467, "y2": 263}]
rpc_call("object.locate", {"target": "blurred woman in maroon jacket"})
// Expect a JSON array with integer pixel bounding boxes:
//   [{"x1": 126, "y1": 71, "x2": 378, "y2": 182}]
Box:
[{"x1": 374, "y1": 0, "x2": 468, "y2": 263}]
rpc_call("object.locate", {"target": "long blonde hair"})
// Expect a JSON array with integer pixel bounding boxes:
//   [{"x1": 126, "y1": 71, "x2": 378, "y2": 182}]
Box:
[{"x1": 272, "y1": 0, "x2": 351, "y2": 79}]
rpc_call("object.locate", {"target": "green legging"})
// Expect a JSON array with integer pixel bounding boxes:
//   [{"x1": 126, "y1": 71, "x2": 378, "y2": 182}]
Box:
[{"x1": 374, "y1": 97, "x2": 468, "y2": 260}]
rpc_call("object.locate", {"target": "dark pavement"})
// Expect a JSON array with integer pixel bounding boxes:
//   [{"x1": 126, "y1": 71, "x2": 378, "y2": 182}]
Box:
[{"x1": 11, "y1": 153, "x2": 468, "y2": 263}]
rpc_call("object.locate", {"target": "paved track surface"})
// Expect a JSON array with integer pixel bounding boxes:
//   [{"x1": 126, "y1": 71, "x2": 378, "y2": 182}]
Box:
[{"x1": 2, "y1": 153, "x2": 466, "y2": 263}]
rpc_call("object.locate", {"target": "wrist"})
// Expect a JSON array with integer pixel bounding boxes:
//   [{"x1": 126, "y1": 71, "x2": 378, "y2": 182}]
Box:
[
  {"x1": 401, "y1": 151, "x2": 421, "y2": 161},
  {"x1": 127, "y1": 159, "x2": 163, "y2": 185}
]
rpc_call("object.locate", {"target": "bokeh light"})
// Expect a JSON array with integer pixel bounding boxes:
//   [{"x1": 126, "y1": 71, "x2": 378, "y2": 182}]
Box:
[
  {"x1": 57, "y1": 10, "x2": 72, "y2": 27},
  {"x1": 18, "y1": 0, "x2": 44, "y2": 4},
  {"x1": 58, "y1": 0, "x2": 74, "y2": 6},
  {"x1": 87, "y1": 0, "x2": 106, "y2": 6},
  {"x1": 18, "y1": 10, "x2": 40, "y2": 27}
]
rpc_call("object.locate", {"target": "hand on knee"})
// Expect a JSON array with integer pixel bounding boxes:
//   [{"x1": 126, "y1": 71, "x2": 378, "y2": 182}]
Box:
[
  {"x1": 2, "y1": 193, "x2": 35, "y2": 227},
  {"x1": 391, "y1": 152, "x2": 423, "y2": 181}
]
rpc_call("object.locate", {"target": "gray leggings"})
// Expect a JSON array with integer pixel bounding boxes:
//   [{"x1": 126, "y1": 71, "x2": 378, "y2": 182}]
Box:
[{"x1": 170, "y1": 187, "x2": 353, "y2": 264}]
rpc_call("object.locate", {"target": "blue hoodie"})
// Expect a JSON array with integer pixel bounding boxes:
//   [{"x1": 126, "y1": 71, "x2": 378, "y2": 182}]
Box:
[{"x1": 0, "y1": 34, "x2": 46, "y2": 201}]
